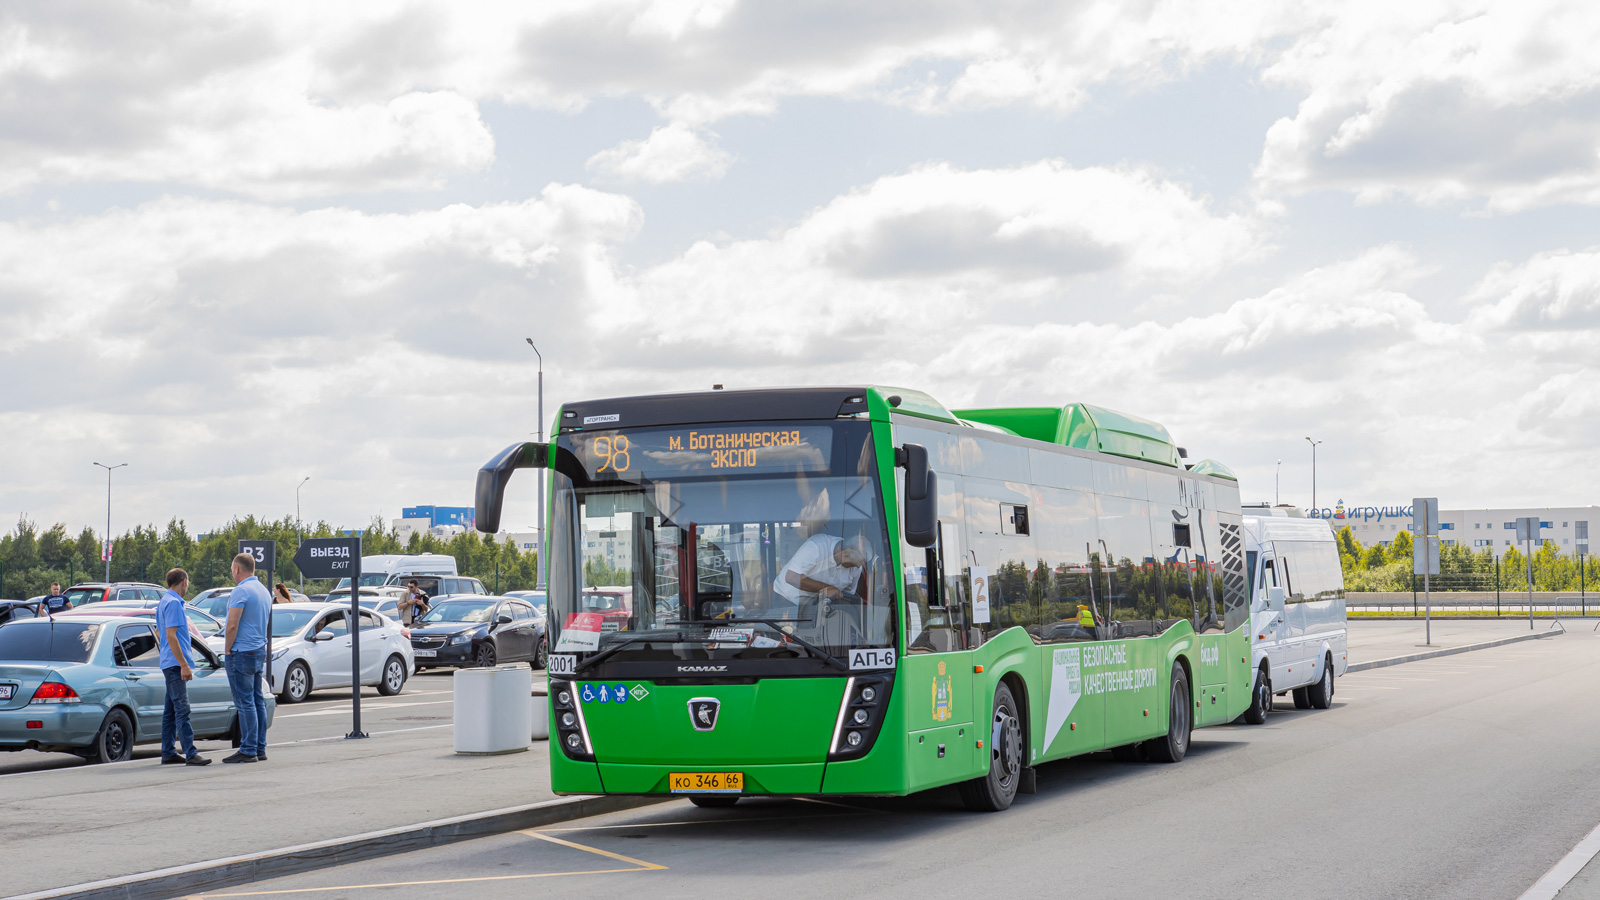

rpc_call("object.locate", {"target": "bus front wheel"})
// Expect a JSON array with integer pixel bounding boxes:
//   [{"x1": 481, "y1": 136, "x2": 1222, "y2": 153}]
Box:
[
  {"x1": 959, "y1": 682, "x2": 1023, "y2": 812},
  {"x1": 1143, "y1": 665, "x2": 1191, "y2": 763}
]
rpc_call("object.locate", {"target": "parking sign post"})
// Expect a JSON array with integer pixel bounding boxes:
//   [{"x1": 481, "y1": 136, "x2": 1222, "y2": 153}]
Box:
[
  {"x1": 238, "y1": 540, "x2": 276, "y2": 689},
  {"x1": 293, "y1": 538, "x2": 367, "y2": 739},
  {"x1": 1516, "y1": 517, "x2": 1540, "y2": 629},
  {"x1": 1413, "y1": 498, "x2": 1439, "y2": 646}
]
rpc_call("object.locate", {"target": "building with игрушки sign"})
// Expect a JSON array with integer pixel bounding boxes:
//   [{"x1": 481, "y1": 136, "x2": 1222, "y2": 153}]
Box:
[{"x1": 1288, "y1": 500, "x2": 1600, "y2": 556}]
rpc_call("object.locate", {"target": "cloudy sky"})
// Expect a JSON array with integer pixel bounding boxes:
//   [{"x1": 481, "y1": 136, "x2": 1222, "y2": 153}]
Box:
[{"x1": 5, "y1": 0, "x2": 1600, "y2": 538}]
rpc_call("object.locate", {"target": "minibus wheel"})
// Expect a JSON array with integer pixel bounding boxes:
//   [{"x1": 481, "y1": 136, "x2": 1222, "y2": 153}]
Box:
[
  {"x1": 1242, "y1": 668, "x2": 1271, "y2": 725},
  {"x1": 1307, "y1": 655, "x2": 1334, "y2": 709}
]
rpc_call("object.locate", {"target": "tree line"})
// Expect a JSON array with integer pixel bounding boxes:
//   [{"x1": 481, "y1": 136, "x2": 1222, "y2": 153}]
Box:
[
  {"x1": 0, "y1": 516, "x2": 540, "y2": 600},
  {"x1": 1335, "y1": 526, "x2": 1600, "y2": 592}
]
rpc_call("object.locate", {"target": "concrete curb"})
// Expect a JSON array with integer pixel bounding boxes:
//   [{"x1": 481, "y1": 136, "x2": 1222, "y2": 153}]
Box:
[
  {"x1": 1347, "y1": 628, "x2": 1561, "y2": 673},
  {"x1": 7, "y1": 794, "x2": 669, "y2": 900}
]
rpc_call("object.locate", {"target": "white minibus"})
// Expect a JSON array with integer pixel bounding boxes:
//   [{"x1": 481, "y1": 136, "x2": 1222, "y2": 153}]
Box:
[{"x1": 1240, "y1": 508, "x2": 1348, "y2": 723}]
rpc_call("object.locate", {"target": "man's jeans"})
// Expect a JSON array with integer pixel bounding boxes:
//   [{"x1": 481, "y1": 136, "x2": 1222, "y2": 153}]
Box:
[
  {"x1": 224, "y1": 649, "x2": 268, "y2": 757},
  {"x1": 161, "y1": 666, "x2": 198, "y2": 759}
]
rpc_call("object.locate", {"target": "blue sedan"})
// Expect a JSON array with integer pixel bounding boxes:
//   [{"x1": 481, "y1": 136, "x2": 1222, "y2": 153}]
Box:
[{"x1": 0, "y1": 615, "x2": 276, "y2": 763}]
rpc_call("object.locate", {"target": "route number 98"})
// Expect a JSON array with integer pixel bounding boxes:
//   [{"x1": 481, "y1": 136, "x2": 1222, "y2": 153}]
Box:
[{"x1": 594, "y1": 435, "x2": 631, "y2": 473}]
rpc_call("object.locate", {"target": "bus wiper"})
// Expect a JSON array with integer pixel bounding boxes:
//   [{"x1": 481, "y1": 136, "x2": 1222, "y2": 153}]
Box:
[
  {"x1": 573, "y1": 632, "x2": 718, "y2": 675},
  {"x1": 723, "y1": 614, "x2": 850, "y2": 672}
]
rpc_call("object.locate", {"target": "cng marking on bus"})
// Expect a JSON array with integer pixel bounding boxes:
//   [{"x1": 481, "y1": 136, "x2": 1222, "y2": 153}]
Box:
[{"x1": 630, "y1": 684, "x2": 650, "y2": 701}]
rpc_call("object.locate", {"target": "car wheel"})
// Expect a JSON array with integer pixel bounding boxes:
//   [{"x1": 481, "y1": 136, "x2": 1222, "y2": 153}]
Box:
[
  {"x1": 476, "y1": 643, "x2": 498, "y2": 668},
  {"x1": 282, "y1": 661, "x2": 311, "y2": 704},
  {"x1": 90, "y1": 709, "x2": 134, "y2": 764},
  {"x1": 1293, "y1": 686, "x2": 1312, "y2": 709},
  {"x1": 1242, "y1": 668, "x2": 1271, "y2": 725},
  {"x1": 534, "y1": 640, "x2": 547, "y2": 670},
  {"x1": 1307, "y1": 656, "x2": 1334, "y2": 709},
  {"x1": 689, "y1": 796, "x2": 739, "y2": 809},
  {"x1": 378, "y1": 655, "x2": 407, "y2": 696},
  {"x1": 958, "y1": 681, "x2": 1023, "y2": 811},
  {"x1": 1143, "y1": 665, "x2": 1191, "y2": 764}
]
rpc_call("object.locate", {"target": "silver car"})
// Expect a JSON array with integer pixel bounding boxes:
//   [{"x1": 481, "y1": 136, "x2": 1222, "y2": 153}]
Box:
[
  {"x1": 268, "y1": 603, "x2": 415, "y2": 704},
  {"x1": 0, "y1": 616, "x2": 275, "y2": 763}
]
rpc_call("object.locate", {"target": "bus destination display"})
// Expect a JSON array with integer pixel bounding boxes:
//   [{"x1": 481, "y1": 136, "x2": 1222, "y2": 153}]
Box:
[{"x1": 574, "y1": 425, "x2": 834, "y2": 478}]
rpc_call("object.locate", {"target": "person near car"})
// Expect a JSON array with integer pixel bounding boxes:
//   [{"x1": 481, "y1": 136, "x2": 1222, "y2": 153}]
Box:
[
  {"x1": 398, "y1": 580, "x2": 430, "y2": 626},
  {"x1": 223, "y1": 554, "x2": 271, "y2": 764},
  {"x1": 273, "y1": 583, "x2": 293, "y2": 604},
  {"x1": 42, "y1": 582, "x2": 69, "y2": 614},
  {"x1": 156, "y1": 568, "x2": 211, "y2": 767}
]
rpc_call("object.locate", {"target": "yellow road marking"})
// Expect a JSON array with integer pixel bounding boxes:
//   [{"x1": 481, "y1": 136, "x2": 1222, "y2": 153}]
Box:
[
  {"x1": 520, "y1": 830, "x2": 669, "y2": 869},
  {"x1": 190, "y1": 832, "x2": 665, "y2": 897}
]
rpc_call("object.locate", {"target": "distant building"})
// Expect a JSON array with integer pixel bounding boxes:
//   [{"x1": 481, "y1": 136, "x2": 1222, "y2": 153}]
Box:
[
  {"x1": 1304, "y1": 500, "x2": 1596, "y2": 555},
  {"x1": 402, "y1": 506, "x2": 474, "y2": 528}
]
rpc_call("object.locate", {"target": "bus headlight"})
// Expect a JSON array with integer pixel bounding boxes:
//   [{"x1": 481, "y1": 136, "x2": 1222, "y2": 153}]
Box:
[
  {"x1": 565, "y1": 733, "x2": 582, "y2": 750},
  {"x1": 846, "y1": 731, "x2": 862, "y2": 747},
  {"x1": 830, "y1": 674, "x2": 893, "y2": 761},
  {"x1": 561, "y1": 712, "x2": 576, "y2": 727},
  {"x1": 860, "y1": 686, "x2": 876, "y2": 703},
  {"x1": 852, "y1": 708, "x2": 869, "y2": 725}
]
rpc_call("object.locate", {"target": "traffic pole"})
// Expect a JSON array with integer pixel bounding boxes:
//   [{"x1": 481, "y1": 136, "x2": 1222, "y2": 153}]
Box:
[{"x1": 348, "y1": 554, "x2": 367, "y2": 739}]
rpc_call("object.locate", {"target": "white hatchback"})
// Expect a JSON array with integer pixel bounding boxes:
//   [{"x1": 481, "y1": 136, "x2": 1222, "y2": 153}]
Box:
[{"x1": 266, "y1": 602, "x2": 415, "y2": 704}]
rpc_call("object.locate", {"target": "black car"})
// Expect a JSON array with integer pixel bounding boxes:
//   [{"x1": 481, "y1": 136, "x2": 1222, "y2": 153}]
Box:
[
  {"x1": 409, "y1": 596, "x2": 545, "y2": 670},
  {"x1": 0, "y1": 600, "x2": 41, "y2": 625}
]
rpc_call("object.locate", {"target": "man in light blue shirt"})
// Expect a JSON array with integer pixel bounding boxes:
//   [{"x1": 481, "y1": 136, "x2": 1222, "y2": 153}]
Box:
[
  {"x1": 156, "y1": 568, "x2": 210, "y2": 766},
  {"x1": 224, "y1": 553, "x2": 272, "y2": 764}
]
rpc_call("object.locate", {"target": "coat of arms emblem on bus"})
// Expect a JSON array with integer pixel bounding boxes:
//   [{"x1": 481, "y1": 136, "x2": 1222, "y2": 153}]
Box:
[{"x1": 932, "y1": 661, "x2": 952, "y2": 722}]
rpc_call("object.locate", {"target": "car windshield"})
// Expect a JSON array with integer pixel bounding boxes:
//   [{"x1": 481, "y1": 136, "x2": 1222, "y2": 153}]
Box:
[
  {"x1": 420, "y1": 601, "x2": 494, "y2": 624},
  {"x1": 0, "y1": 623, "x2": 100, "y2": 662},
  {"x1": 547, "y1": 420, "x2": 893, "y2": 664},
  {"x1": 272, "y1": 610, "x2": 320, "y2": 637}
]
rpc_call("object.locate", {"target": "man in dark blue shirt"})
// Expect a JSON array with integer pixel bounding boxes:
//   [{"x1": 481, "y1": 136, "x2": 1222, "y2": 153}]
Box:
[
  {"x1": 42, "y1": 582, "x2": 69, "y2": 614},
  {"x1": 156, "y1": 568, "x2": 210, "y2": 766}
]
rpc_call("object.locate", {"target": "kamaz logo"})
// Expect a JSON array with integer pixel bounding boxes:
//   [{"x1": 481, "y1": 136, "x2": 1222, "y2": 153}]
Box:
[
  {"x1": 1200, "y1": 647, "x2": 1219, "y2": 665},
  {"x1": 677, "y1": 665, "x2": 728, "y2": 673}
]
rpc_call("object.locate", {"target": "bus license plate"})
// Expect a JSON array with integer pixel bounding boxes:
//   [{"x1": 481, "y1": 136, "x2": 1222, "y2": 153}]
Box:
[{"x1": 669, "y1": 772, "x2": 743, "y2": 793}]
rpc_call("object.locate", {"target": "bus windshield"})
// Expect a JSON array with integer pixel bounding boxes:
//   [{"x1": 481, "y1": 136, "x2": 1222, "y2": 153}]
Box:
[{"x1": 548, "y1": 420, "x2": 893, "y2": 669}]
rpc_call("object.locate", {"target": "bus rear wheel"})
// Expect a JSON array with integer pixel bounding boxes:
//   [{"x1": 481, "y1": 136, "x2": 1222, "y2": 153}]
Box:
[
  {"x1": 1143, "y1": 665, "x2": 1191, "y2": 764},
  {"x1": 959, "y1": 682, "x2": 1023, "y2": 812},
  {"x1": 1242, "y1": 668, "x2": 1271, "y2": 725},
  {"x1": 689, "y1": 796, "x2": 739, "y2": 809}
]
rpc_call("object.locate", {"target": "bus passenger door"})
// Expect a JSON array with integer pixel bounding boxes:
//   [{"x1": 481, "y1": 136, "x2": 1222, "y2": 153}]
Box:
[{"x1": 903, "y1": 518, "x2": 976, "y2": 786}]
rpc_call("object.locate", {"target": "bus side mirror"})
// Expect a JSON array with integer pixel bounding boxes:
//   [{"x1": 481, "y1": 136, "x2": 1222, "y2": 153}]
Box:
[
  {"x1": 475, "y1": 441, "x2": 548, "y2": 534},
  {"x1": 897, "y1": 443, "x2": 938, "y2": 548},
  {"x1": 1267, "y1": 586, "x2": 1285, "y2": 611}
]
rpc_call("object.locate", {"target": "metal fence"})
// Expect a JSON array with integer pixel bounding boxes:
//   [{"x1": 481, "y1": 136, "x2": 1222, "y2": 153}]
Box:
[{"x1": 1347, "y1": 593, "x2": 1599, "y2": 617}]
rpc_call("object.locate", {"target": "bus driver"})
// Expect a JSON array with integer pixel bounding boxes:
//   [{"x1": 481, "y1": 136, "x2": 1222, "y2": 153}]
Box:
[{"x1": 774, "y1": 532, "x2": 869, "y2": 609}]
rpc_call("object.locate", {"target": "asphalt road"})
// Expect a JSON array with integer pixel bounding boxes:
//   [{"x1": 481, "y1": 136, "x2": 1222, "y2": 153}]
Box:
[
  {"x1": 0, "y1": 668, "x2": 510, "y2": 775},
  {"x1": 189, "y1": 632, "x2": 1600, "y2": 900}
]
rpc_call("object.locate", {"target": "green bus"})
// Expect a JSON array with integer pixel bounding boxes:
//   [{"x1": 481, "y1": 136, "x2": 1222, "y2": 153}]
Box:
[{"x1": 474, "y1": 386, "x2": 1251, "y2": 811}]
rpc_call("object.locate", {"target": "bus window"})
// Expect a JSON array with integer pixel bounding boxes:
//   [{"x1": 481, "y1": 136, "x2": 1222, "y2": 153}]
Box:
[{"x1": 1246, "y1": 550, "x2": 1258, "y2": 603}]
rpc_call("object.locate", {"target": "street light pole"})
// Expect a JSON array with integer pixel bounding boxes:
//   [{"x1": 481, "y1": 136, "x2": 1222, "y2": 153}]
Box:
[
  {"x1": 1304, "y1": 437, "x2": 1322, "y2": 512},
  {"x1": 1275, "y1": 459, "x2": 1281, "y2": 506},
  {"x1": 296, "y1": 476, "x2": 310, "y2": 590},
  {"x1": 525, "y1": 338, "x2": 545, "y2": 589},
  {"x1": 92, "y1": 462, "x2": 128, "y2": 582}
]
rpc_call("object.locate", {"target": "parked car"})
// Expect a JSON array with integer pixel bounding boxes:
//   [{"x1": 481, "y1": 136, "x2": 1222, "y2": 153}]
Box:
[
  {"x1": 409, "y1": 596, "x2": 545, "y2": 670},
  {"x1": 322, "y1": 585, "x2": 408, "y2": 608},
  {"x1": 57, "y1": 602, "x2": 228, "y2": 655},
  {"x1": 581, "y1": 588, "x2": 632, "y2": 632},
  {"x1": 0, "y1": 600, "x2": 41, "y2": 626},
  {"x1": 267, "y1": 603, "x2": 414, "y2": 704},
  {"x1": 503, "y1": 590, "x2": 547, "y2": 620},
  {"x1": 0, "y1": 616, "x2": 275, "y2": 763},
  {"x1": 61, "y1": 583, "x2": 165, "y2": 608},
  {"x1": 358, "y1": 575, "x2": 486, "y2": 603}
]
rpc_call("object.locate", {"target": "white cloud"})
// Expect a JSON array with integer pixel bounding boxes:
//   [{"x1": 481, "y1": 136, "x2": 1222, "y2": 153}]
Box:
[
  {"x1": 1256, "y1": 0, "x2": 1600, "y2": 212},
  {"x1": 586, "y1": 123, "x2": 733, "y2": 183},
  {"x1": 0, "y1": 186, "x2": 641, "y2": 530}
]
